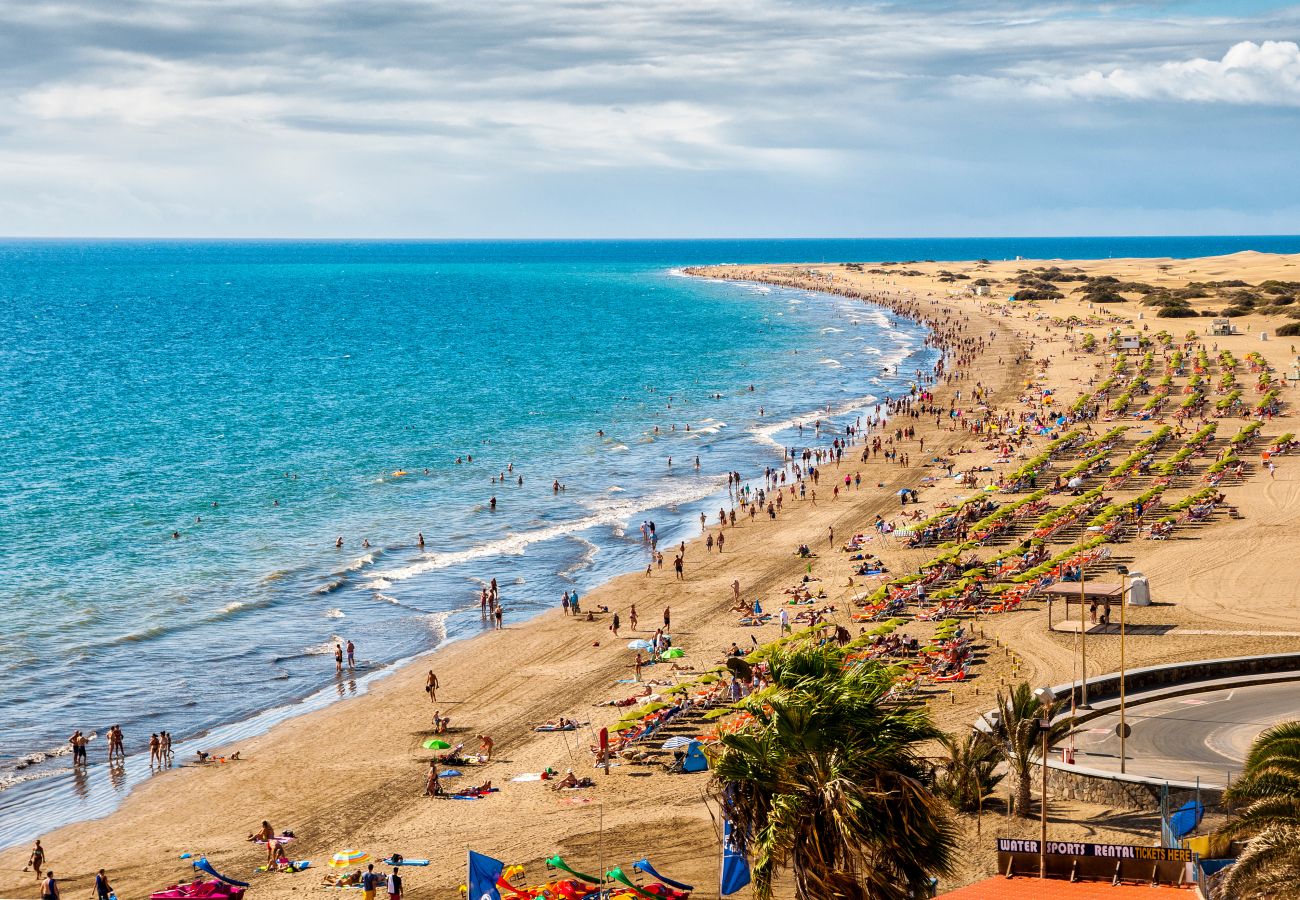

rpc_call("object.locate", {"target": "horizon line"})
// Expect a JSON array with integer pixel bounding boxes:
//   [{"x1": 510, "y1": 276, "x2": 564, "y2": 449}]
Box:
[{"x1": 2, "y1": 233, "x2": 1300, "y2": 243}]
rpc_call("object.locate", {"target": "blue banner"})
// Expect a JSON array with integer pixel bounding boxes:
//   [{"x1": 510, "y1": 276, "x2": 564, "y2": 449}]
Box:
[
  {"x1": 468, "y1": 850, "x2": 504, "y2": 900},
  {"x1": 721, "y1": 820, "x2": 751, "y2": 895}
]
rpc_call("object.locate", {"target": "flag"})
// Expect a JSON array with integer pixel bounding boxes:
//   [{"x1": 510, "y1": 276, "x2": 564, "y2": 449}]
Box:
[
  {"x1": 720, "y1": 819, "x2": 751, "y2": 895},
  {"x1": 468, "y1": 850, "x2": 504, "y2": 900}
]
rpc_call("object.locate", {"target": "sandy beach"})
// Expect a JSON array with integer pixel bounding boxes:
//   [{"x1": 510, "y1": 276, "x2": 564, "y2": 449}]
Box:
[{"x1": 8, "y1": 251, "x2": 1300, "y2": 899}]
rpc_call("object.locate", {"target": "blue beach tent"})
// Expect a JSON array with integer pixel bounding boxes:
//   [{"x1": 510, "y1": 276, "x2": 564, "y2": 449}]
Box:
[{"x1": 682, "y1": 740, "x2": 708, "y2": 773}]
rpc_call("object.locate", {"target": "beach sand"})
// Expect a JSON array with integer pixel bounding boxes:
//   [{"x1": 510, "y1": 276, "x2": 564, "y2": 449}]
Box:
[{"x1": 7, "y1": 252, "x2": 1300, "y2": 898}]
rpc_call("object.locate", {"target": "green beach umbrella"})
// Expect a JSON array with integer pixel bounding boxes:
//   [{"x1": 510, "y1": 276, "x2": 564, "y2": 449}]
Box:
[
  {"x1": 660, "y1": 648, "x2": 685, "y2": 660},
  {"x1": 422, "y1": 739, "x2": 451, "y2": 750}
]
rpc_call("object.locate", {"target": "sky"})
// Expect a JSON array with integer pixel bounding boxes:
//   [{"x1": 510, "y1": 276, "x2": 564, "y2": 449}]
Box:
[{"x1": 0, "y1": 1, "x2": 1298, "y2": 238}]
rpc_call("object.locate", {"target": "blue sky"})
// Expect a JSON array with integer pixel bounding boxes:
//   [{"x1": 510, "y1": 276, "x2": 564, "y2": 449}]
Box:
[{"x1": 0, "y1": 1, "x2": 1298, "y2": 237}]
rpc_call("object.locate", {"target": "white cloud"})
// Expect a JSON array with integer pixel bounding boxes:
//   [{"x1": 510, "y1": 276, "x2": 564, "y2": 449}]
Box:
[
  {"x1": 1007, "y1": 40, "x2": 1300, "y2": 106},
  {"x1": 0, "y1": 2, "x2": 1298, "y2": 235}
]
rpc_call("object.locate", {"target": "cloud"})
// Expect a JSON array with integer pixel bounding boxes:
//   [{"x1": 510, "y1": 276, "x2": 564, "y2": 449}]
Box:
[
  {"x1": 975, "y1": 40, "x2": 1300, "y2": 106},
  {"x1": 0, "y1": 1, "x2": 1298, "y2": 235}
]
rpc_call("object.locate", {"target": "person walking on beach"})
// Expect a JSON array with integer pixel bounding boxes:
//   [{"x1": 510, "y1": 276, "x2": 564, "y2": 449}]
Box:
[
  {"x1": 663, "y1": 607, "x2": 671, "y2": 632},
  {"x1": 346, "y1": 640, "x2": 356, "y2": 669},
  {"x1": 26, "y1": 839, "x2": 44, "y2": 879},
  {"x1": 716, "y1": 531, "x2": 725, "y2": 553},
  {"x1": 610, "y1": 612, "x2": 620, "y2": 637},
  {"x1": 425, "y1": 670, "x2": 439, "y2": 702},
  {"x1": 361, "y1": 864, "x2": 380, "y2": 900},
  {"x1": 674, "y1": 556, "x2": 684, "y2": 580},
  {"x1": 423, "y1": 761, "x2": 441, "y2": 797},
  {"x1": 148, "y1": 733, "x2": 161, "y2": 768},
  {"x1": 334, "y1": 643, "x2": 343, "y2": 674},
  {"x1": 494, "y1": 605, "x2": 504, "y2": 629},
  {"x1": 386, "y1": 868, "x2": 402, "y2": 900},
  {"x1": 40, "y1": 871, "x2": 58, "y2": 900},
  {"x1": 628, "y1": 605, "x2": 638, "y2": 630},
  {"x1": 94, "y1": 869, "x2": 113, "y2": 900},
  {"x1": 633, "y1": 652, "x2": 643, "y2": 682},
  {"x1": 561, "y1": 592, "x2": 570, "y2": 615}
]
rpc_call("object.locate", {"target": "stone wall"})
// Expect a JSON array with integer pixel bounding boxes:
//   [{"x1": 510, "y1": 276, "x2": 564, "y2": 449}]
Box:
[{"x1": 1035, "y1": 763, "x2": 1223, "y2": 811}]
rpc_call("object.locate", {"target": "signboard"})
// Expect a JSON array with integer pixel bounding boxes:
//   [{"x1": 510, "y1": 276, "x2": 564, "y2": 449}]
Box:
[
  {"x1": 995, "y1": 837, "x2": 1195, "y2": 883},
  {"x1": 996, "y1": 839, "x2": 1193, "y2": 863},
  {"x1": 999, "y1": 839, "x2": 1192, "y2": 861}
]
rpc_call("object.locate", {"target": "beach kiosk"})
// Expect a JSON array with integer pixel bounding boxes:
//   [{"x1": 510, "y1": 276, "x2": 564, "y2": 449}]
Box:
[{"x1": 1212, "y1": 318, "x2": 1233, "y2": 336}]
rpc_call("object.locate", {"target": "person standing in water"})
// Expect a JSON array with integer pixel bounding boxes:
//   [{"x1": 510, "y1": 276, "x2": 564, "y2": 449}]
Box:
[
  {"x1": 346, "y1": 640, "x2": 356, "y2": 669},
  {"x1": 334, "y1": 643, "x2": 343, "y2": 674}
]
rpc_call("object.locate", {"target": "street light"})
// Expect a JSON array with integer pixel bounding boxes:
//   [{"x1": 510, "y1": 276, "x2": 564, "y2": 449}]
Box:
[
  {"x1": 1033, "y1": 685, "x2": 1056, "y2": 879},
  {"x1": 1078, "y1": 573, "x2": 1089, "y2": 708},
  {"x1": 1116, "y1": 564, "x2": 1130, "y2": 774}
]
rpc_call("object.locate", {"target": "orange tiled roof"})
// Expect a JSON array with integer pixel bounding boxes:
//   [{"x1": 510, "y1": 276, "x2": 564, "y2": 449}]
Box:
[{"x1": 937, "y1": 876, "x2": 1195, "y2": 898}]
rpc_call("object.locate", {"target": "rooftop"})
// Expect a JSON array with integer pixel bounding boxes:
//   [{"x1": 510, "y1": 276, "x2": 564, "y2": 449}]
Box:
[{"x1": 937, "y1": 877, "x2": 1196, "y2": 898}]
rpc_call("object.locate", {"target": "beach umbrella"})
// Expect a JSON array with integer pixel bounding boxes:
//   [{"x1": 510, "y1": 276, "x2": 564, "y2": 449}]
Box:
[
  {"x1": 627, "y1": 639, "x2": 654, "y2": 651},
  {"x1": 661, "y1": 736, "x2": 693, "y2": 750},
  {"x1": 660, "y1": 648, "x2": 685, "y2": 660},
  {"x1": 422, "y1": 739, "x2": 451, "y2": 750},
  {"x1": 329, "y1": 850, "x2": 368, "y2": 868}
]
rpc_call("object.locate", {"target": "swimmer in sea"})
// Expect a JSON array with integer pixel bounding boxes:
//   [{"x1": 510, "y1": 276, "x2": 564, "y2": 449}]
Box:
[
  {"x1": 418, "y1": 532, "x2": 425, "y2": 549},
  {"x1": 335, "y1": 537, "x2": 343, "y2": 548},
  {"x1": 489, "y1": 496, "x2": 497, "y2": 510},
  {"x1": 362, "y1": 538, "x2": 370, "y2": 548},
  {"x1": 172, "y1": 531, "x2": 180, "y2": 539}
]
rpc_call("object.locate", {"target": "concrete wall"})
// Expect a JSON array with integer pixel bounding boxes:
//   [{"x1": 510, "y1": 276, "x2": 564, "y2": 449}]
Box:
[{"x1": 1050, "y1": 652, "x2": 1300, "y2": 711}]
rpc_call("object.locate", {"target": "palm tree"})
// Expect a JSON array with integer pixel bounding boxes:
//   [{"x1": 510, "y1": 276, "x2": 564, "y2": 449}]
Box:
[
  {"x1": 1216, "y1": 721, "x2": 1300, "y2": 898},
  {"x1": 980, "y1": 681, "x2": 1066, "y2": 817},
  {"x1": 935, "y1": 730, "x2": 1004, "y2": 813},
  {"x1": 710, "y1": 644, "x2": 956, "y2": 900}
]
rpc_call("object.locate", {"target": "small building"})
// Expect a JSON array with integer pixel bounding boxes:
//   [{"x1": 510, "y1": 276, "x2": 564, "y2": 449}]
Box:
[
  {"x1": 1117, "y1": 334, "x2": 1141, "y2": 351},
  {"x1": 971, "y1": 284, "x2": 990, "y2": 296},
  {"x1": 1212, "y1": 318, "x2": 1233, "y2": 336}
]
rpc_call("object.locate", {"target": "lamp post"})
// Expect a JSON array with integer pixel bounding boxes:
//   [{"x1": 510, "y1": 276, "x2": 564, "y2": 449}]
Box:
[
  {"x1": 1116, "y1": 565, "x2": 1129, "y2": 774},
  {"x1": 1033, "y1": 685, "x2": 1057, "y2": 879},
  {"x1": 1078, "y1": 574, "x2": 1089, "y2": 708}
]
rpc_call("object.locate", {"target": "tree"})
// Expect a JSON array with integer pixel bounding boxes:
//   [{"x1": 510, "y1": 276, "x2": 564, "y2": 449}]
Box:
[
  {"x1": 935, "y1": 730, "x2": 1004, "y2": 813},
  {"x1": 980, "y1": 681, "x2": 1066, "y2": 817},
  {"x1": 1216, "y1": 721, "x2": 1300, "y2": 898},
  {"x1": 710, "y1": 645, "x2": 956, "y2": 900}
]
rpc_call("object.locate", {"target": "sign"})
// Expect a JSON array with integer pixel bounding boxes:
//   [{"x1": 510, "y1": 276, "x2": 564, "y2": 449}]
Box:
[
  {"x1": 996, "y1": 838, "x2": 1193, "y2": 863},
  {"x1": 1116, "y1": 722, "x2": 1132, "y2": 739}
]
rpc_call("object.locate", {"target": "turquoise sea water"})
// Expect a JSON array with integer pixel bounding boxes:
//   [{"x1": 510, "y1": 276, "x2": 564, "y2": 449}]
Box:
[{"x1": 3, "y1": 236, "x2": 1299, "y2": 845}]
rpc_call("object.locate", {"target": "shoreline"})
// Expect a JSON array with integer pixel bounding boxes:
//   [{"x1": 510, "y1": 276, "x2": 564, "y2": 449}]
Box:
[
  {"x1": 1, "y1": 270, "x2": 1019, "y2": 898},
  {"x1": 0, "y1": 275, "x2": 945, "y2": 852},
  {"x1": 12, "y1": 250, "x2": 1300, "y2": 897}
]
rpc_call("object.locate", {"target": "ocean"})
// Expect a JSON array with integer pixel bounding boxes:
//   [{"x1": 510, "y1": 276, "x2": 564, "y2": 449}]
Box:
[{"x1": 3, "y1": 235, "x2": 1299, "y2": 846}]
